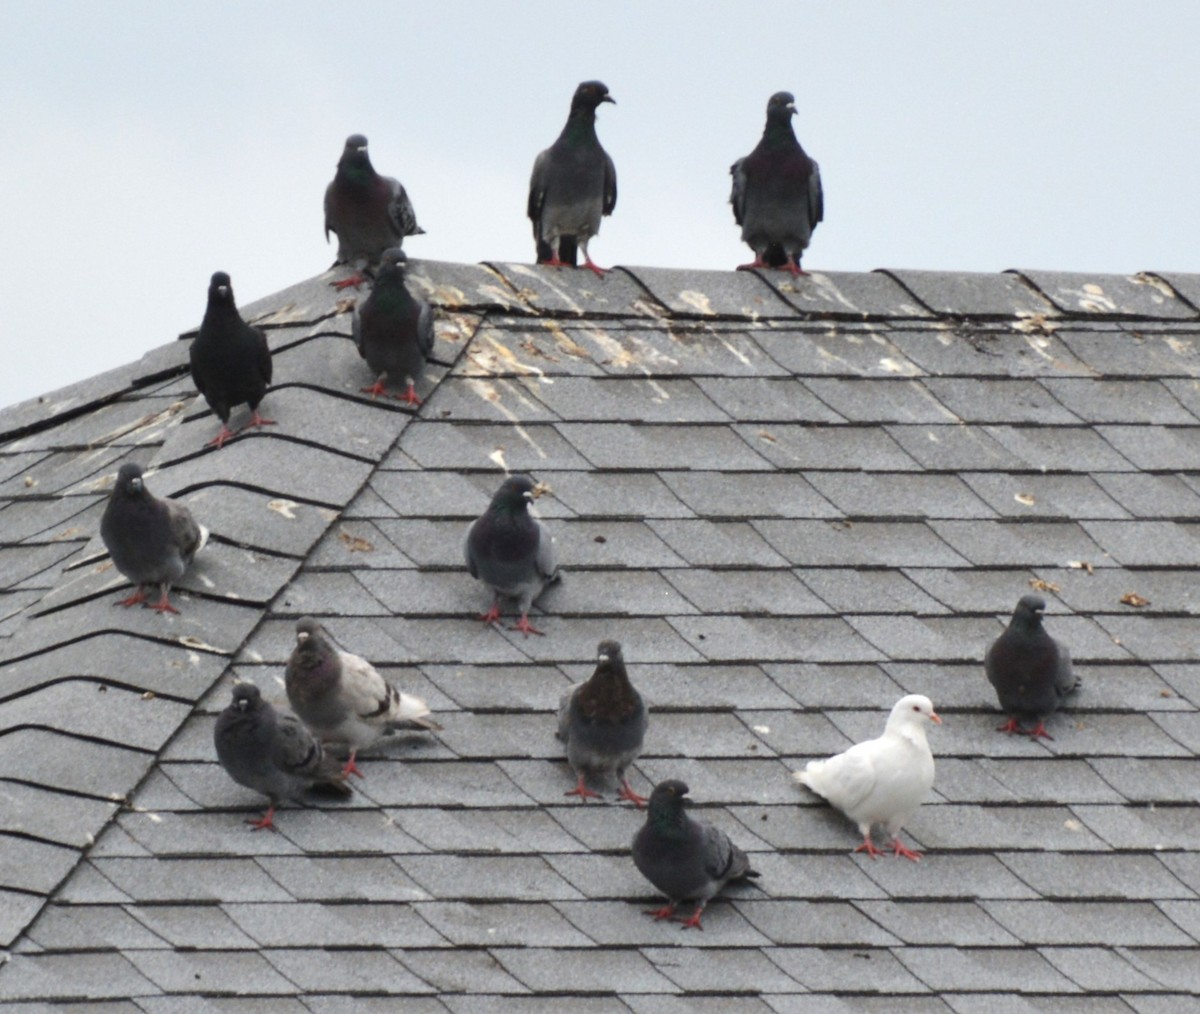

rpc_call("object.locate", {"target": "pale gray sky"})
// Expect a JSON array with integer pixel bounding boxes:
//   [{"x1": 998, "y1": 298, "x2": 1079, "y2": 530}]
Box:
[{"x1": 3, "y1": 1, "x2": 1197, "y2": 408}]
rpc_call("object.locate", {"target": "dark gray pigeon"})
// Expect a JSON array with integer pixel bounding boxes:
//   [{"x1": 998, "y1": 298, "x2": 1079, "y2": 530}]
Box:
[
  {"x1": 986, "y1": 594, "x2": 1078, "y2": 739},
  {"x1": 632, "y1": 779, "x2": 760, "y2": 930},
  {"x1": 325, "y1": 133, "x2": 424, "y2": 290},
  {"x1": 213, "y1": 682, "x2": 351, "y2": 831},
  {"x1": 285, "y1": 616, "x2": 442, "y2": 779},
  {"x1": 557, "y1": 640, "x2": 648, "y2": 805},
  {"x1": 100, "y1": 463, "x2": 208, "y2": 615},
  {"x1": 352, "y1": 247, "x2": 433, "y2": 405},
  {"x1": 528, "y1": 80, "x2": 617, "y2": 277},
  {"x1": 730, "y1": 91, "x2": 823, "y2": 275},
  {"x1": 189, "y1": 271, "x2": 274, "y2": 448},
  {"x1": 465, "y1": 475, "x2": 559, "y2": 636}
]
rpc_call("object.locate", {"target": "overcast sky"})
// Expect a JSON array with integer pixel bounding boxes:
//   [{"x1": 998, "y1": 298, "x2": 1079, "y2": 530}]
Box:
[{"x1": 2, "y1": 2, "x2": 1197, "y2": 409}]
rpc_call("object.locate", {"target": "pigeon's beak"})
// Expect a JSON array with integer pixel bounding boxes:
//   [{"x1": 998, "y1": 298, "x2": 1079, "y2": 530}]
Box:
[
  {"x1": 217, "y1": 285, "x2": 229, "y2": 298},
  {"x1": 787, "y1": 103, "x2": 797, "y2": 115},
  {"x1": 929, "y1": 710, "x2": 942, "y2": 725},
  {"x1": 356, "y1": 145, "x2": 368, "y2": 154},
  {"x1": 129, "y1": 478, "x2": 142, "y2": 493},
  {"x1": 296, "y1": 631, "x2": 310, "y2": 645},
  {"x1": 602, "y1": 94, "x2": 615, "y2": 105},
  {"x1": 598, "y1": 652, "x2": 610, "y2": 663}
]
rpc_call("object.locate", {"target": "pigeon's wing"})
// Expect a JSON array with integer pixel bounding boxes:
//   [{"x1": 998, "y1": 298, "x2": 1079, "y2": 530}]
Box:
[
  {"x1": 808, "y1": 160, "x2": 824, "y2": 227},
  {"x1": 416, "y1": 299, "x2": 434, "y2": 358},
  {"x1": 188, "y1": 343, "x2": 207, "y2": 397},
  {"x1": 165, "y1": 500, "x2": 205, "y2": 563},
  {"x1": 351, "y1": 300, "x2": 366, "y2": 356},
  {"x1": 527, "y1": 148, "x2": 550, "y2": 236},
  {"x1": 463, "y1": 521, "x2": 481, "y2": 578},
  {"x1": 336, "y1": 650, "x2": 393, "y2": 721},
  {"x1": 602, "y1": 150, "x2": 617, "y2": 216},
  {"x1": 729, "y1": 158, "x2": 748, "y2": 226},
  {"x1": 803, "y1": 743, "x2": 877, "y2": 814},
  {"x1": 702, "y1": 822, "x2": 752, "y2": 882},
  {"x1": 534, "y1": 518, "x2": 558, "y2": 581},
  {"x1": 386, "y1": 176, "x2": 422, "y2": 238},
  {"x1": 252, "y1": 325, "x2": 273, "y2": 386},
  {"x1": 1054, "y1": 641, "x2": 1077, "y2": 698},
  {"x1": 323, "y1": 182, "x2": 335, "y2": 242},
  {"x1": 556, "y1": 686, "x2": 578, "y2": 742},
  {"x1": 273, "y1": 710, "x2": 324, "y2": 778}
]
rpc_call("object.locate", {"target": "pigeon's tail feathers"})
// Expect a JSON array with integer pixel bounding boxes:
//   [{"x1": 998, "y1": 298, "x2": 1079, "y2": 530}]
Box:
[
  {"x1": 312, "y1": 771, "x2": 354, "y2": 798},
  {"x1": 386, "y1": 690, "x2": 443, "y2": 732},
  {"x1": 791, "y1": 767, "x2": 815, "y2": 789}
]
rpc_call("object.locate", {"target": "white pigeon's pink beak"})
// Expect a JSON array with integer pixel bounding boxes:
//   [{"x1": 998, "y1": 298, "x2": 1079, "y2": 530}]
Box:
[{"x1": 930, "y1": 710, "x2": 942, "y2": 725}]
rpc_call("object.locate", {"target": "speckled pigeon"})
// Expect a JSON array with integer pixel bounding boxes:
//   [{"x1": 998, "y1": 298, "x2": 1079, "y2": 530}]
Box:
[
  {"x1": 189, "y1": 271, "x2": 274, "y2": 448},
  {"x1": 465, "y1": 475, "x2": 559, "y2": 636},
  {"x1": 285, "y1": 616, "x2": 442, "y2": 779},
  {"x1": 730, "y1": 91, "x2": 823, "y2": 275},
  {"x1": 352, "y1": 247, "x2": 433, "y2": 405},
  {"x1": 100, "y1": 463, "x2": 208, "y2": 615},
  {"x1": 325, "y1": 133, "x2": 424, "y2": 290},
  {"x1": 793, "y1": 694, "x2": 939, "y2": 861},
  {"x1": 528, "y1": 80, "x2": 617, "y2": 277},
  {"x1": 986, "y1": 594, "x2": 1078, "y2": 739},
  {"x1": 632, "y1": 779, "x2": 760, "y2": 929},
  {"x1": 213, "y1": 682, "x2": 351, "y2": 831},
  {"x1": 557, "y1": 640, "x2": 648, "y2": 805}
]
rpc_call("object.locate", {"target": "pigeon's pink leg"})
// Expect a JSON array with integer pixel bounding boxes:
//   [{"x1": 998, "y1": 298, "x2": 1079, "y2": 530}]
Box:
[
  {"x1": 1025, "y1": 721, "x2": 1054, "y2": 741},
  {"x1": 396, "y1": 380, "x2": 422, "y2": 406},
  {"x1": 581, "y1": 257, "x2": 608, "y2": 278},
  {"x1": 246, "y1": 411, "x2": 276, "y2": 430},
  {"x1": 736, "y1": 256, "x2": 767, "y2": 271},
  {"x1": 341, "y1": 750, "x2": 365, "y2": 780},
  {"x1": 207, "y1": 425, "x2": 238, "y2": 449},
  {"x1": 332, "y1": 274, "x2": 366, "y2": 291},
  {"x1": 996, "y1": 718, "x2": 1026, "y2": 735},
  {"x1": 360, "y1": 377, "x2": 389, "y2": 399},
  {"x1": 618, "y1": 780, "x2": 649, "y2": 808},
  {"x1": 540, "y1": 255, "x2": 569, "y2": 268},
  {"x1": 246, "y1": 806, "x2": 279, "y2": 832},
  {"x1": 889, "y1": 838, "x2": 924, "y2": 862},
  {"x1": 677, "y1": 903, "x2": 706, "y2": 930},
  {"x1": 148, "y1": 587, "x2": 180, "y2": 615},
  {"x1": 564, "y1": 775, "x2": 602, "y2": 802},
  {"x1": 643, "y1": 903, "x2": 677, "y2": 922},
  {"x1": 478, "y1": 602, "x2": 503, "y2": 626},
  {"x1": 115, "y1": 588, "x2": 148, "y2": 608},
  {"x1": 510, "y1": 613, "x2": 545, "y2": 637},
  {"x1": 854, "y1": 837, "x2": 888, "y2": 860},
  {"x1": 783, "y1": 260, "x2": 808, "y2": 277}
]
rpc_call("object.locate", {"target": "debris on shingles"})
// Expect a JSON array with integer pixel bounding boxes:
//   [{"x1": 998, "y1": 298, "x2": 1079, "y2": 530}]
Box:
[
  {"x1": 1120, "y1": 592, "x2": 1150, "y2": 608},
  {"x1": 758, "y1": 428, "x2": 777, "y2": 443},
  {"x1": 89, "y1": 400, "x2": 189, "y2": 450},
  {"x1": 1029, "y1": 577, "x2": 1061, "y2": 594},
  {"x1": 1067, "y1": 560, "x2": 1096, "y2": 574},
  {"x1": 531, "y1": 480, "x2": 553, "y2": 499},
  {"x1": 1131, "y1": 272, "x2": 1177, "y2": 300},
  {"x1": 268, "y1": 499, "x2": 298, "y2": 519},
  {"x1": 335, "y1": 297, "x2": 356, "y2": 316},
  {"x1": 338, "y1": 528, "x2": 374, "y2": 553},
  {"x1": 1014, "y1": 492, "x2": 1036, "y2": 506}
]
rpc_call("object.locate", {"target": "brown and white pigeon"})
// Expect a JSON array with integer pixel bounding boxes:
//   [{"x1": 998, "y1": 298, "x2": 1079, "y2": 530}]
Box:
[
  {"x1": 325, "y1": 133, "x2": 424, "y2": 290},
  {"x1": 632, "y1": 779, "x2": 760, "y2": 929},
  {"x1": 100, "y1": 463, "x2": 208, "y2": 615},
  {"x1": 285, "y1": 616, "x2": 441, "y2": 779},
  {"x1": 793, "y1": 694, "x2": 939, "y2": 861},
  {"x1": 528, "y1": 81, "x2": 617, "y2": 277},
  {"x1": 557, "y1": 640, "x2": 648, "y2": 805},
  {"x1": 730, "y1": 91, "x2": 823, "y2": 275},
  {"x1": 464, "y1": 475, "x2": 559, "y2": 636},
  {"x1": 985, "y1": 594, "x2": 1078, "y2": 739},
  {"x1": 213, "y1": 682, "x2": 351, "y2": 831}
]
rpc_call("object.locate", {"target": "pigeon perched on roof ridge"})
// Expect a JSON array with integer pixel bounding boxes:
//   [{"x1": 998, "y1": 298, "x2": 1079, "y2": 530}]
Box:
[
  {"x1": 465, "y1": 474, "x2": 559, "y2": 637},
  {"x1": 985, "y1": 594, "x2": 1078, "y2": 740},
  {"x1": 100, "y1": 462, "x2": 208, "y2": 615},
  {"x1": 528, "y1": 80, "x2": 617, "y2": 278},
  {"x1": 730, "y1": 90, "x2": 823, "y2": 276},
  {"x1": 189, "y1": 271, "x2": 274, "y2": 449},
  {"x1": 632, "y1": 779, "x2": 760, "y2": 930},
  {"x1": 213, "y1": 681, "x2": 351, "y2": 831},
  {"x1": 793, "y1": 693, "x2": 939, "y2": 862},
  {"x1": 285, "y1": 616, "x2": 442, "y2": 780},
  {"x1": 325, "y1": 133, "x2": 424, "y2": 291},
  {"x1": 352, "y1": 247, "x2": 433, "y2": 406},
  {"x1": 557, "y1": 639, "x2": 648, "y2": 806}
]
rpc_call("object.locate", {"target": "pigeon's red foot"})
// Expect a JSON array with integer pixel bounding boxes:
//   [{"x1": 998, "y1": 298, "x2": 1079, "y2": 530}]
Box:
[
  {"x1": 540, "y1": 255, "x2": 569, "y2": 268},
  {"x1": 478, "y1": 603, "x2": 503, "y2": 626},
  {"x1": 582, "y1": 258, "x2": 608, "y2": 278},
  {"x1": 1026, "y1": 721, "x2": 1054, "y2": 741},
  {"x1": 889, "y1": 838, "x2": 924, "y2": 862},
  {"x1": 246, "y1": 806, "x2": 278, "y2": 832},
  {"x1": 678, "y1": 905, "x2": 706, "y2": 931},
  {"x1": 360, "y1": 379, "x2": 389, "y2": 399},
  {"x1": 247, "y1": 411, "x2": 276, "y2": 431},
  {"x1": 341, "y1": 752, "x2": 365, "y2": 780},
  {"x1": 397, "y1": 382, "x2": 422, "y2": 406},
  {"x1": 783, "y1": 262, "x2": 808, "y2": 277},
  {"x1": 332, "y1": 274, "x2": 366, "y2": 291},
  {"x1": 736, "y1": 257, "x2": 767, "y2": 272},
  {"x1": 644, "y1": 904, "x2": 677, "y2": 922},
  {"x1": 148, "y1": 590, "x2": 180, "y2": 615},
  {"x1": 618, "y1": 781, "x2": 649, "y2": 808},
  {"x1": 854, "y1": 838, "x2": 888, "y2": 860},
  {"x1": 564, "y1": 776, "x2": 602, "y2": 802},
  {"x1": 207, "y1": 425, "x2": 238, "y2": 449},
  {"x1": 510, "y1": 614, "x2": 545, "y2": 637},
  {"x1": 996, "y1": 718, "x2": 1025, "y2": 735},
  {"x1": 115, "y1": 589, "x2": 148, "y2": 608}
]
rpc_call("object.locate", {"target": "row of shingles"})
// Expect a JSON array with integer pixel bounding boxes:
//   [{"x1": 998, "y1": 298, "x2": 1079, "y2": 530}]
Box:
[{"x1": 0, "y1": 269, "x2": 491, "y2": 991}]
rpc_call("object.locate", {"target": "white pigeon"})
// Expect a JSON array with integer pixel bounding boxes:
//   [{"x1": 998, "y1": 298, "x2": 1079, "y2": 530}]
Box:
[{"x1": 792, "y1": 694, "x2": 940, "y2": 861}]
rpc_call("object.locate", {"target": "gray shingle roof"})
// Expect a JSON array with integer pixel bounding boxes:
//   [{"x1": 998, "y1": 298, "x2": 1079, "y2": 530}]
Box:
[{"x1": 2, "y1": 261, "x2": 1200, "y2": 1007}]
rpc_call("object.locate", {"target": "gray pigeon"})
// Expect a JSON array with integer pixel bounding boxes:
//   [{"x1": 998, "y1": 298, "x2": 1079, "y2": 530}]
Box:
[
  {"x1": 325, "y1": 133, "x2": 424, "y2": 290},
  {"x1": 730, "y1": 91, "x2": 823, "y2": 275},
  {"x1": 100, "y1": 463, "x2": 208, "y2": 615},
  {"x1": 464, "y1": 475, "x2": 559, "y2": 637},
  {"x1": 352, "y1": 247, "x2": 434, "y2": 405},
  {"x1": 213, "y1": 682, "x2": 351, "y2": 831},
  {"x1": 528, "y1": 80, "x2": 617, "y2": 277},
  {"x1": 557, "y1": 640, "x2": 648, "y2": 805},
  {"x1": 285, "y1": 616, "x2": 442, "y2": 779},
  {"x1": 985, "y1": 594, "x2": 1078, "y2": 739},
  {"x1": 189, "y1": 271, "x2": 274, "y2": 448},
  {"x1": 631, "y1": 779, "x2": 760, "y2": 929}
]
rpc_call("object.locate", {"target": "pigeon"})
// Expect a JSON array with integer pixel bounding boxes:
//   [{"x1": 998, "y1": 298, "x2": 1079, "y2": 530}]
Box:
[
  {"x1": 465, "y1": 475, "x2": 559, "y2": 636},
  {"x1": 557, "y1": 640, "x2": 648, "y2": 805},
  {"x1": 325, "y1": 133, "x2": 424, "y2": 290},
  {"x1": 730, "y1": 91, "x2": 823, "y2": 276},
  {"x1": 985, "y1": 594, "x2": 1078, "y2": 740},
  {"x1": 189, "y1": 271, "x2": 274, "y2": 448},
  {"x1": 285, "y1": 616, "x2": 442, "y2": 779},
  {"x1": 631, "y1": 779, "x2": 760, "y2": 930},
  {"x1": 793, "y1": 694, "x2": 940, "y2": 861},
  {"x1": 352, "y1": 247, "x2": 433, "y2": 405},
  {"x1": 214, "y1": 682, "x2": 351, "y2": 830},
  {"x1": 100, "y1": 463, "x2": 208, "y2": 615},
  {"x1": 528, "y1": 80, "x2": 617, "y2": 277}
]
